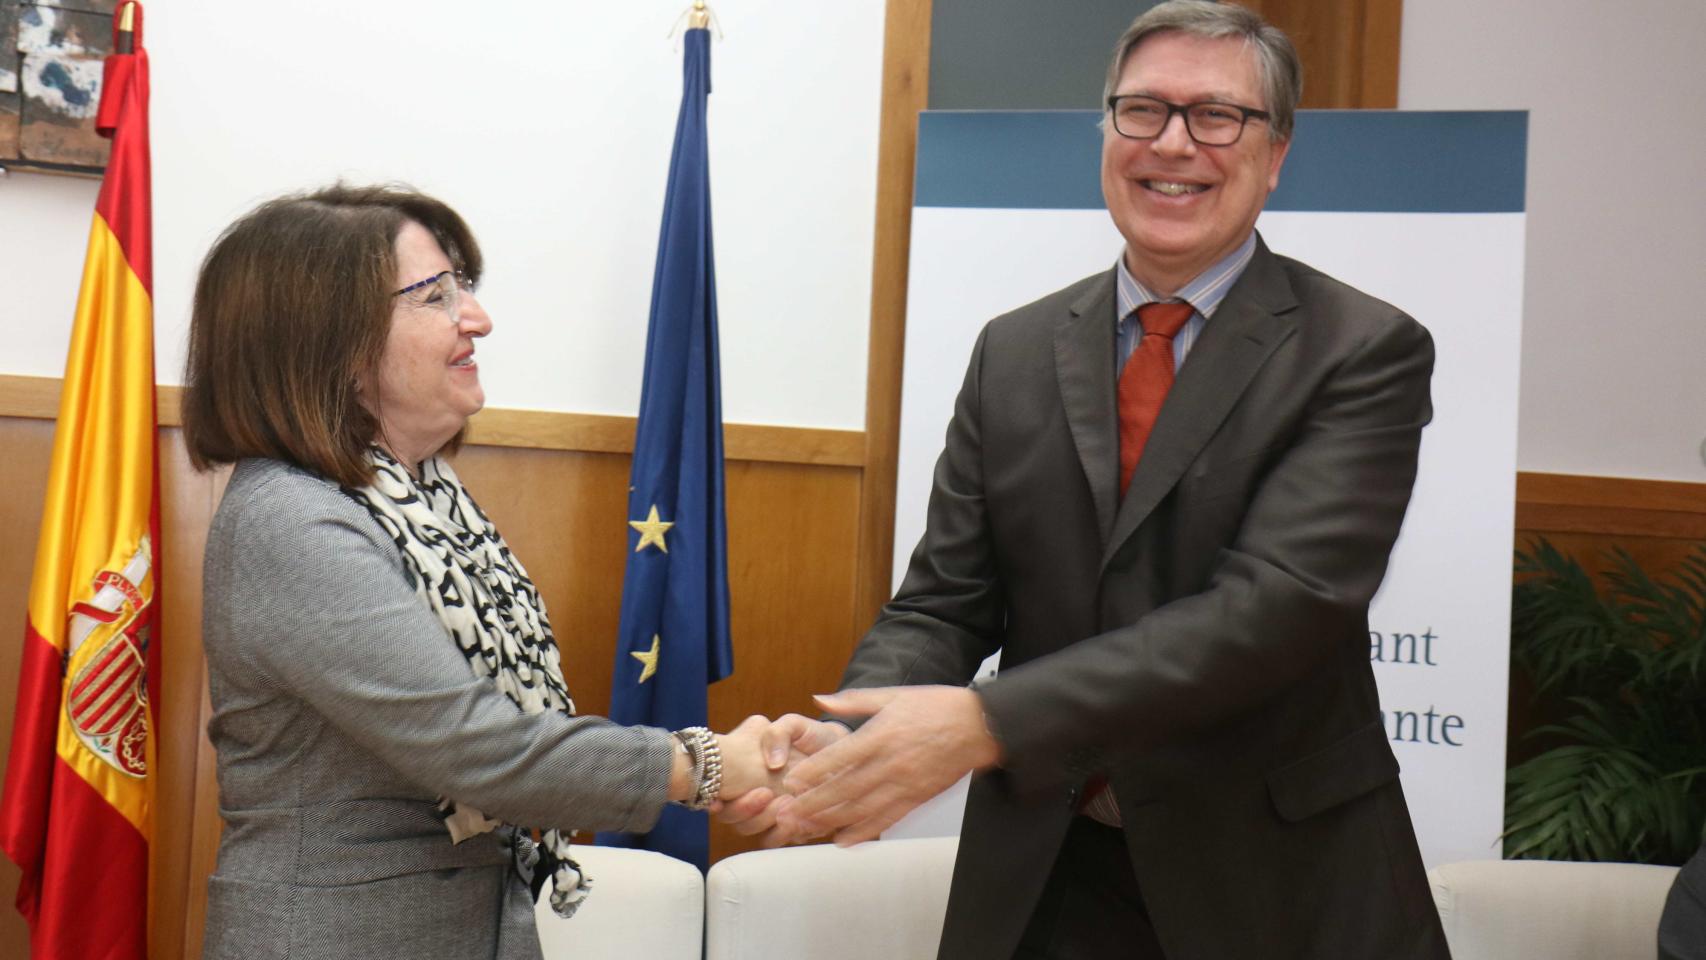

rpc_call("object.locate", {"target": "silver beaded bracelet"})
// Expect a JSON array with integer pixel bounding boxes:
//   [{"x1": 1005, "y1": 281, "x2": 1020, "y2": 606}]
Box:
[{"x1": 673, "y1": 726, "x2": 722, "y2": 811}]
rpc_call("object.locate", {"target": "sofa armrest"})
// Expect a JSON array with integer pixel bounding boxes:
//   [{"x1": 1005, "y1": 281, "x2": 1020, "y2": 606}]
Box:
[
  {"x1": 1430, "y1": 859, "x2": 1679, "y2": 960},
  {"x1": 707, "y1": 836, "x2": 960, "y2": 960}
]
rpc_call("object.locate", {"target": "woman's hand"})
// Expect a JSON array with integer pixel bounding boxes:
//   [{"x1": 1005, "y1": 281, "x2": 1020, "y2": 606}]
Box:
[
  {"x1": 667, "y1": 715, "x2": 798, "y2": 805},
  {"x1": 714, "y1": 714, "x2": 796, "y2": 799},
  {"x1": 713, "y1": 714, "x2": 850, "y2": 846}
]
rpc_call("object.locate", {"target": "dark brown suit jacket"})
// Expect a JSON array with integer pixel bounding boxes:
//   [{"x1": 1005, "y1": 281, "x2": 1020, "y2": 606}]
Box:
[{"x1": 842, "y1": 238, "x2": 1451, "y2": 959}]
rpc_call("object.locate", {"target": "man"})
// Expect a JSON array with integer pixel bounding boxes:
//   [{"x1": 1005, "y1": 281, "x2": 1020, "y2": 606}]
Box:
[{"x1": 723, "y1": 3, "x2": 1449, "y2": 957}]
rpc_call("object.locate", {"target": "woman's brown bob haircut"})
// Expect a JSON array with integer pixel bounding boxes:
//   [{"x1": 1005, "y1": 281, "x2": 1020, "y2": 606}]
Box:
[{"x1": 183, "y1": 183, "x2": 483, "y2": 487}]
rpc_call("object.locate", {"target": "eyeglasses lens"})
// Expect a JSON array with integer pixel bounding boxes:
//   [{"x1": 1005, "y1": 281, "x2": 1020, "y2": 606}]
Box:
[{"x1": 434, "y1": 272, "x2": 462, "y2": 326}]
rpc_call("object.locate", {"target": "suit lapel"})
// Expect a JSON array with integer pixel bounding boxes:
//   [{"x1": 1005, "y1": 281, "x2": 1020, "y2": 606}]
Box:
[
  {"x1": 1100, "y1": 241, "x2": 1300, "y2": 573},
  {"x1": 1054, "y1": 270, "x2": 1120, "y2": 546}
]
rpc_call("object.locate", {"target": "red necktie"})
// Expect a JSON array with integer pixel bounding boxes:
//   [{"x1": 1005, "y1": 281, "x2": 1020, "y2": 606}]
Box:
[
  {"x1": 1117, "y1": 301, "x2": 1194, "y2": 496},
  {"x1": 1085, "y1": 301, "x2": 1191, "y2": 827},
  {"x1": 1085, "y1": 301, "x2": 1194, "y2": 825}
]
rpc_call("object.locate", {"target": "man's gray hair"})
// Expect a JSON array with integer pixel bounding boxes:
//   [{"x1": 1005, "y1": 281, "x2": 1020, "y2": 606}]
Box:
[{"x1": 1102, "y1": 0, "x2": 1302, "y2": 142}]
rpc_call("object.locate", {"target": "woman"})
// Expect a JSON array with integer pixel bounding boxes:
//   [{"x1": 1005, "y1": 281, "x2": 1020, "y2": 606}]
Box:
[{"x1": 183, "y1": 184, "x2": 775, "y2": 959}]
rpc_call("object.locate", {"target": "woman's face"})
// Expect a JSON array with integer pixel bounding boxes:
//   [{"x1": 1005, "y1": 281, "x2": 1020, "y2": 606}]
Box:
[{"x1": 366, "y1": 220, "x2": 492, "y2": 467}]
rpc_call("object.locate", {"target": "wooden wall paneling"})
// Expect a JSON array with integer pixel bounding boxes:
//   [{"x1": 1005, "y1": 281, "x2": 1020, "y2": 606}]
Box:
[
  {"x1": 178, "y1": 467, "x2": 234, "y2": 960},
  {"x1": 181, "y1": 675, "x2": 223, "y2": 960},
  {"x1": 1358, "y1": 0, "x2": 1404, "y2": 109},
  {"x1": 0, "y1": 376, "x2": 61, "y2": 419},
  {"x1": 1512, "y1": 531, "x2": 1705, "y2": 593},
  {"x1": 467, "y1": 409, "x2": 864, "y2": 468},
  {"x1": 0, "y1": 416, "x2": 57, "y2": 960},
  {"x1": 709, "y1": 459, "x2": 863, "y2": 861},
  {"x1": 855, "y1": 0, "x2": 933, "y2": 636},
  {"x1": 1254, "y1": 0, "x2": 1403, "y2": 109},
  {"x1": 713, "y1": 460, "x2": 865, "y2": 724},
  {"x1": 150, "y1": 430, "x2": 200, "y2": 960},
  {"x1": 1515, "y1": 471, "x2": 1706, "y2": 588},
  {"x1": 155, "y1": 434, "x2": 222, "y2": 960},
  {"x1": 1516, "y1": 472, "x2": 1706, "y2": 540},
  {"x1": 0, "y1": 374, "x2": 865, "y2": 469}
]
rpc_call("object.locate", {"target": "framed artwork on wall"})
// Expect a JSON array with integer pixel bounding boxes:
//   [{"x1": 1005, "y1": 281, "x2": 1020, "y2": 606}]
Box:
[{"x1": 0, "y1": 0, "x2": 118, "y2": 176}]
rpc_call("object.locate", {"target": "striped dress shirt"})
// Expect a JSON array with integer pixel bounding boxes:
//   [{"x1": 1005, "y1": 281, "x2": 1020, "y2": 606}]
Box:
[{"x1": 1114, "y1": 230, "x2": 1258, "y2": 375}]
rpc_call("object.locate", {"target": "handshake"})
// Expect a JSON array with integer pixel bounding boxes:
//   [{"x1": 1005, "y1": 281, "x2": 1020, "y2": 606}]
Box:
[{"x1": 702, "y1": 685, "x2": 1004, "y2": 847}]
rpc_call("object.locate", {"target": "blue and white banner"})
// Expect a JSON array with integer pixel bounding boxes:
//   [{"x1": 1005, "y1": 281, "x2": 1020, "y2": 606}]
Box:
[{"x1": 888, "y1": 110, "x2": 1527, "y2": 869}]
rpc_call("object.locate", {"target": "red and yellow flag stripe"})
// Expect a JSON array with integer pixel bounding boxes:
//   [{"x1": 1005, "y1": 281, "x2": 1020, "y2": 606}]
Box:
[{"x1": 0, "y1": 4, "x2": 158, "y2": 958}]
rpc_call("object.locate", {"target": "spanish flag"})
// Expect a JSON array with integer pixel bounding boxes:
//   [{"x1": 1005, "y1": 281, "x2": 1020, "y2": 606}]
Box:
[{"x1": 0, "y1": 3, "x2": 158, "y2": 957}]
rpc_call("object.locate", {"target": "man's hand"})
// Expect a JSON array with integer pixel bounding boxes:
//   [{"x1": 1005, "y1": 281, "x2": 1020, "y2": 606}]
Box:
[
  {"x1": 777, "y1": 685, "x2": 1002, "y2": 847},
  {"x1": 713, "y1": 714, "x2": 847, "y2": 845}
]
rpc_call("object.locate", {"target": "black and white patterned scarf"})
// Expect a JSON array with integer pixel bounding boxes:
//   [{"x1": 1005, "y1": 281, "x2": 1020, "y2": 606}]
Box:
[{"x1": 343, "y1": 446, "x2": 593, "y2": 918}]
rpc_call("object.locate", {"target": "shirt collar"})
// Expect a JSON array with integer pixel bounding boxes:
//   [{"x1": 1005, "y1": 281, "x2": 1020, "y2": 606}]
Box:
[{"x1": 1115, "y1": 231, "x2": 1258, "y2": 324}]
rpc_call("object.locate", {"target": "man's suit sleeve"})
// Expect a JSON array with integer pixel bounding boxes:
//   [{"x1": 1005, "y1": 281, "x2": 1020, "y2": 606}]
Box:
[{"x1": 978, "y1": 309, "x2": 1433, "y2": 789}]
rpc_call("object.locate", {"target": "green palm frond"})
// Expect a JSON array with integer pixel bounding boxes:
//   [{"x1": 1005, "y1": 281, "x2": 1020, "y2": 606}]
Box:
[
  {"x1": 1620, "y1": 547, "x2": 1706, "y2": 689},
  {"x1": 1505, "y1": 700, "x2": 1702, "y2": 863},
  {"x1": 1512, "y1": 540, "x2": 1644, "y2": 692}
]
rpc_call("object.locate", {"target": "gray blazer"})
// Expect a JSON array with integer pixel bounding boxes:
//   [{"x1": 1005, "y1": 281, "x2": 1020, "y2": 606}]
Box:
[
  {"x1": 200, "y1": 458, "x2": 674, "y2": 960},
  {"x1": 844, "y1": 239, "x2": 1450, "y2": 959}
]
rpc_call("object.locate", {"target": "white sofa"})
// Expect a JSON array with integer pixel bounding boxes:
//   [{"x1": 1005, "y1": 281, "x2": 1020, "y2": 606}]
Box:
[
  {"x1": 535, "y1": 844, "x2": 706, "y2": 960},
  {"x1": 1429, "y1": 859, "x2": 1679, "y2": 960},
  {"x1": 538, "y1": 841, "x2": 1688, "y2": 960},
  {"x1": 706, "y1": 835, "x2": 960, "y2": 960}
]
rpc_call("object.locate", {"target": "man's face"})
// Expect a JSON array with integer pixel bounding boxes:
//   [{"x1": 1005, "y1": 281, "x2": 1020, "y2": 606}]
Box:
[{"x1": 1100, "y1": 31, "x2": 1290, "y2": 293}]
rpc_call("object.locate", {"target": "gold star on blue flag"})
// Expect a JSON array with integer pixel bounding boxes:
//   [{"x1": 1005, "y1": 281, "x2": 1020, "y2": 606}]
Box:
[
  {"x1": 630, "y1": 635, "x2": 661, "y2": 683},
  {"x1": 629, "y1": 506, "x2": 673, "y2": 553}
]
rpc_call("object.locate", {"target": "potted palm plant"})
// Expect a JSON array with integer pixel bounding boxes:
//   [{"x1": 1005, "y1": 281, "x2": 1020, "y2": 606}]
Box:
[{"x1": 1504, "y1": 538, "x2": 1706, "y2": 864}]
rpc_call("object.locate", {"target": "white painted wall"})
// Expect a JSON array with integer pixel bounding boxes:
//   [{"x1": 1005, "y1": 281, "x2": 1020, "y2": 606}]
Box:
[
  {"x1": 0, "y1": 0, "x2": 884, "y2": 430},
  {"x1": 0, "y1": 170, "x2": 99, "y2": 356},
  {"x1": 1400, "y1": 0, "x2": 1706, "y2": 482}
]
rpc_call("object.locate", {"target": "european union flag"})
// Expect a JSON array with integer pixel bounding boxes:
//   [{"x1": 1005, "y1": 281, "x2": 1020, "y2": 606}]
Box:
[{"x1": 596, "y1": 26, "x2": 733, "y2": 872}]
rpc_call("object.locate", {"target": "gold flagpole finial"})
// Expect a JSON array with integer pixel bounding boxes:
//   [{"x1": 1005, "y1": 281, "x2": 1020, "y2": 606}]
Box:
[
  {"x1": 669, "y1": 1, "x2": 721, "y2": 41},
  {"x1": 116, "y1": 1, "x2": 138, "y2": 53}
]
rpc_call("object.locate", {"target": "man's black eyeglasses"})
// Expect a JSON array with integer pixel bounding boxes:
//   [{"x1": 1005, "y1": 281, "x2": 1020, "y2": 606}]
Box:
[{"x1": 1106, "y1": 95, "x2": 1270, "y2": 146}]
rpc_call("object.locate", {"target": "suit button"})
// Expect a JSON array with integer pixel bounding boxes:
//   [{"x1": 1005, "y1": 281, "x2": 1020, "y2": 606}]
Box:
[{"x1": 1066, "y1": 787, "x2": 1080, "y2": 808}]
